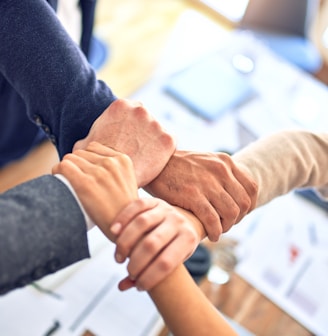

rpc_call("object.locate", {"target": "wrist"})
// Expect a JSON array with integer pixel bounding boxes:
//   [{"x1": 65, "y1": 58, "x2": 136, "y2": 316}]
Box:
[{"x1": 175, "y1": 207, "x2": 206, "y2": 241}]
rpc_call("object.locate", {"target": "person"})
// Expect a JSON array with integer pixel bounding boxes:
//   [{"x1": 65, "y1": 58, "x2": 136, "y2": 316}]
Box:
[
  {"x1": 0, "y1": 0, "x2": 256, "y2": 240},
  {"x1": 1, "y1": 0, "x2": 258, "y2": 288},
  {"x1": 0, "y1": 140, "x2": 140, "y2": 296},
  {"x1": 0, "y1": 0, "x2": 98, "y2": 168},
  {"x1": 109, "y1": 129, "x2": 328, "y2": 291},
  {"x1": 0, "y1": 123, "x2": 255, "y2": 297},
  {"x1": 5, "y1": 128, "x2": 325, "y2": 333},
  {"x1": 233, "y1": 129, "x2": 328, "y2": 206},
  {"x1": 57, "y1": 129, "x2": 328, "y2": 335},
  {"x1": 54, "y1": 130, "x2": 328, "y2": 335},
  {"x1": 53, "y1": 141, "x2": 239, "y2": 336},
  {"x1": 92, "y1": 129, "x2": 328, "y2": 336},
  {"x1": 148, "y1": 264, "x2": 238, "y2": 336}
]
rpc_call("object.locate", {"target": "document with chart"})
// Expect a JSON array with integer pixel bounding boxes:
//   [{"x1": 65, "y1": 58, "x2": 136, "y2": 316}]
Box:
[{"x1": 234, "y1": 193, "x2": 328, "y2": 336}]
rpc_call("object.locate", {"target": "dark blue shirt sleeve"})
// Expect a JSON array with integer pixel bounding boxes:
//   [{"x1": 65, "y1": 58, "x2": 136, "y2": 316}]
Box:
[{"x1": 0, "y1": 0, "x2": 116, "y2": 157}]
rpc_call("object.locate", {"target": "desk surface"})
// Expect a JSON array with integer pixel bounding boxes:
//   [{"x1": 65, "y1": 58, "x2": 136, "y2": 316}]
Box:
[{"x1": 0, "y1": 0, "x2": 320, "y2": 335}]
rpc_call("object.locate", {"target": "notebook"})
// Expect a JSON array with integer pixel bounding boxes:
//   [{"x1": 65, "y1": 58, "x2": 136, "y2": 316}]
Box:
[{"x1": 164, "y1": 53, "x2": 255, "y2": 121}]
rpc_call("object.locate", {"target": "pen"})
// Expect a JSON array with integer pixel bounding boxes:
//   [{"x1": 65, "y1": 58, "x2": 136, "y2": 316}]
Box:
[{"x1": 44, "y1": 320, "x2": 61, "y2": 336}]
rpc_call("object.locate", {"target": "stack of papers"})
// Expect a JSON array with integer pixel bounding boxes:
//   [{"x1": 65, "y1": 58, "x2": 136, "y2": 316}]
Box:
[{"x1": 231, "y1": 194, "x2": 328, "y2": 336}]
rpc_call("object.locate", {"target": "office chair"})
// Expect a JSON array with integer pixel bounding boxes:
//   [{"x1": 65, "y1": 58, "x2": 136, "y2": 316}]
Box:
[{"x1": 238, "y1": 0, "x2": 323, "y2": 73}]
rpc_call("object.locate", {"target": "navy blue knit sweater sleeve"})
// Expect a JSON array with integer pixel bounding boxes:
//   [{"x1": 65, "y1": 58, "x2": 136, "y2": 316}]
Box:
[{"x1": 0, "y1": 0, "x2": 116, "y2": 157}]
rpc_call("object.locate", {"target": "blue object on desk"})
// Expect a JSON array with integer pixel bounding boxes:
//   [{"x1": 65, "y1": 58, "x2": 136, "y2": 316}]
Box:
[
  {"x1": 184, "y1": 244, "x2": 211, "y2": 283},
  {"x1": 238, "y1": 0, "x2": 322, "y2": 73},
  {"x1": 295, "y1": 188, "x2": 328, "y2": 212},
  {"x1": 164, "y1": 53, "x2": 255, "y2": 121},
  {"x1": 240, "y1": 30, "x2": 322, "y2": 73}
]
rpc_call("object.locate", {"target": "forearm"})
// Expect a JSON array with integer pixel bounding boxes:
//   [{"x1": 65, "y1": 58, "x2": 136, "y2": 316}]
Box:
[
  {"x1": 0, "y1": 0, "x2": 115, "y2": 157},
  {"x1": 233, "y1": 130, "x2": 328, "y2": 207},
  {"x1": 148, "y1": 264, "x2": 237, "y2": 336},
  {"x1": 146, "y1": 208, "x2": 236, "y2": 335}
]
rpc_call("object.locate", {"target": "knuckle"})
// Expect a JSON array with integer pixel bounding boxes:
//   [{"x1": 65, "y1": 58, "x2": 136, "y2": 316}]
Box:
[
  {"x1": 135, "y1": 214, "x2": 150, "y2": 229},
  {"x1": 240, "y1": 196, "x2": 252, "y2": 213},
  {"x1": 62, "y1": 153, "x2": 75, "y2": 161},
  {"x1": 116, "y1": 244, "x2": 130, "y2": 259},
  {"x1": 156, "y1": 256, "x2": 173, "y2": 273},
  {"x1": 57, "y1": 160, "x2": 73, "y2": 173},
  {"x1": 217, "y1": 152, "x2": 233, "y2": 165},
  {"x1": 161, "y1": 132, "x2": 176, "y2": 151},
  {"x1": 134, "y1": 104, "x2": 147, "y2": 118},
  {"x1": 143, "y1": 236, "x2": 159, "y2": 254},
  {"x1": 86, "y1": 141, "x2": 99, "y2": 150},
  {"x1": 186, "y1": 229, "x2": 198, "y2": 245},
  {"x1": 133, "y1": 198, "x2": 149, "y2": 210},
  {"x1": 101, "y1": 157, "x2": 113, "y2": 168},
  {"x1": 250, "y1": 179, "x2": 259, "y2": 198},
  {"x1": 227, "y1": 203, "x2": 240, "y2": 222},
  {"x1": 119, "y1": 152, "x2": 132, "y2": 165}
]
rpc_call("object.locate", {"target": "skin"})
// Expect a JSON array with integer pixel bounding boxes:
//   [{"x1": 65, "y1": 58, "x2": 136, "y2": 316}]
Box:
[
  {"x1": 53, "y1": 142, "x2": 202, "y2": 290},
  {"x1": 148, "y1": 264, "x2": 238, "y2": 336},
  {"x1": 73, "y1": 99, "x2": 176, "y2": 188},
  {"x1": 111, "y1": 198, "x2": 203, "y2": 291},
  {"x1": 53, "y1": 142, "x2": 139, "y2": 240},
  {"x1": 54, "y1": 143, "x2": 237, "y2": 336},
  {"x1": 144, "y1": 150, "x2": 258, "y2": 241},
  {"x1": 73, "y1": 99, "x2": 258, "y2": 242}
]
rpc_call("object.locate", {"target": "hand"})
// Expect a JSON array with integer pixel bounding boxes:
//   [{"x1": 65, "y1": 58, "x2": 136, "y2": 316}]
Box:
[
  {"x1": 52, "y1": 142, "x2": 138, "y2": 239},
  {"x1": 144, "y1": 150, "x2": 258, "y2": 242},
  {"x1": 73, "y1": 99, "x2": 176, "y2": 187},
  {"x1": 110, "y1": 198, "x2": 202, "y2": 291}
]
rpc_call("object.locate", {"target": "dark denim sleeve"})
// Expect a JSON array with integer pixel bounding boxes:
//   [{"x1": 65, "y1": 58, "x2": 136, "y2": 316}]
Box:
[{"x1": 0, "y1": 0, "x2": 116, "y2": 158}]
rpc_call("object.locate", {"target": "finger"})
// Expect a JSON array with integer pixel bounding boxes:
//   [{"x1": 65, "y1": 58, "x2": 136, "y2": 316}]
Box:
[
  {"x1": 133, "y1": 236, "x2": 192, "y2": 291},
  {"x1": 53, "y1": 158, "x2": 83, "y2": 178},
  {"x1": 63, "y1": 152, "x2": 130, "y2": 184},
  {"x1": 83, "y1": 141, "x2": 122, "y2": 157},
  {"x1": 52, "y1": 162, "x2": 60, "y2": 175},
  {"x1": 70, "y1": 148, "x2": 120, "y2": 168},
  {"x1": 232, "y1": 166, "x2": 258, "y2": 214},
  {"x1": 211, "y1": 189, "x2": 240, "y2": 233},
  {"x1": 118, "y1": 277, "x2": 136, "y2": 291},
  {"x1": 112, "y1": 198, "x2": 159, "y2": 232},
  {"x1": 189, "y1": 192, "x2": 223, "y2": 242},
  {"x1": 126, "y1": 221, "x2": 179, "y2": 281},
  {"x1": 61, "y1": 153, "x2": 105, "y2": 175},
  {"x1": 53, "y1": 159, "x2": 90, "y2": 191},
  {"x1": 114, "y1": 202, "x2": 167, "y2": 263},
  {"x1": 216, "y1": 166, "x2": 257, "y2": 226}
]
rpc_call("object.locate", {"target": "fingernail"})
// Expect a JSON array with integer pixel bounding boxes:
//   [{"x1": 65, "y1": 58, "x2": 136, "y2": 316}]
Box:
[
  {"x1": 111, "y1": 223, "x2": 122, "y2": 235},
  {"x1": 115, "y1": 252, "x2": 125, "y2": 263}
]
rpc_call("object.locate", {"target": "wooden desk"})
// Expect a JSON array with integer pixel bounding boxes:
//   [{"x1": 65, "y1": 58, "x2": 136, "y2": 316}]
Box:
[
  {"x1": 0, "y1": 0, "x2": 319, "y2": 335},
  {"x1": 199, "y1": 273, "x2": 314, "y2": 336}
]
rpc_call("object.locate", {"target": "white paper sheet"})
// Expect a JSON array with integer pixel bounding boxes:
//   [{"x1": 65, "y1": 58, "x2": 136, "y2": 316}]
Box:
[
  {"x1": 233, "y1": 194, "x2": 328, "y2": 336},
  {"x1": 55, "y1": 242, "x2": 163, "y2": 336},
  {"x1": 0, "y1": 230, "x2": 163, "y2": 336}
]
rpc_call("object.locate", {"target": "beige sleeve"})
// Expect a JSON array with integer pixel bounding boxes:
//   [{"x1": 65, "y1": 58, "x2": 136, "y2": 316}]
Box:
[{"x1": 233, "y1": 130, "x2": 328, "y2": 207}]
